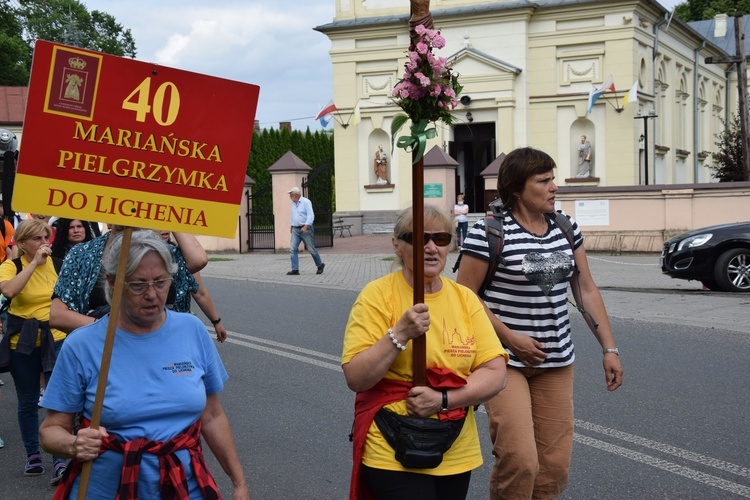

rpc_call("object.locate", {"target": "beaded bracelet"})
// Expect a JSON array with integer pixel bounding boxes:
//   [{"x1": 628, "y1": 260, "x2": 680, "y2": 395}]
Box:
[{"x1": 388, "y1": 328, "x2": 407, "y2": 351}]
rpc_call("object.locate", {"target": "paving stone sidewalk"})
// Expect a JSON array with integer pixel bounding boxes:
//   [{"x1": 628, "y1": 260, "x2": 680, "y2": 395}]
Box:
[{"x1": 201, "y1": 235, "x2": 748, "y2": 334}]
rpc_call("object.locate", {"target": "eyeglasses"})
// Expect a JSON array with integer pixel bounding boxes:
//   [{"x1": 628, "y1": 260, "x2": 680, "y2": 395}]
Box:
[
  {"x1": 123, "y1": 278, "x2": 173, "y2": 295},
  {"x1": 397, "y1": 232, "x2": 452, "y2": 247}
]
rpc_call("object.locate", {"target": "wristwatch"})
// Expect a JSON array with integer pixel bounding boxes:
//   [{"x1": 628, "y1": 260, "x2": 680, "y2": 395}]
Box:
[
  {"x1": 602, "y1": 348, "x2": 619, "y2": 355},
  {"x1": 440, "y1": 390, "x2": 449, "y2": 412}
]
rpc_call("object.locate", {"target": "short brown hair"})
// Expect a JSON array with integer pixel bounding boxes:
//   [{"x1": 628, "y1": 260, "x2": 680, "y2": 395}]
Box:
[{"x1": 497, "y1": 147, "x2": 556, "y2": 211}]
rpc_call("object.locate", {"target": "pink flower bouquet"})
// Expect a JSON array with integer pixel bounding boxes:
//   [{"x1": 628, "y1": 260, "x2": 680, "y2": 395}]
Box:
[{"x1": 391, "y1": 25, "x2": 462, "y2": 163}]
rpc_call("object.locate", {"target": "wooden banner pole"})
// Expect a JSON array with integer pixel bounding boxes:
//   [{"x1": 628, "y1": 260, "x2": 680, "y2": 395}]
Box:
[
  {"x1": 412, "y1": 154, "x2": 426, "y2": 386},
  {"x1": 77, "y1": 227, "x2": 132, "y2": 499},
  {"x1": 408, "y1": 0, "x2": 431, "y2": 387}
]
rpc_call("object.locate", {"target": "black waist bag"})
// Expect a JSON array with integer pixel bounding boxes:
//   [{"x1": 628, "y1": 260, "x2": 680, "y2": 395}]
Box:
[{"x1": 373, "y1": 407, "x2": 466, "y2": 469}]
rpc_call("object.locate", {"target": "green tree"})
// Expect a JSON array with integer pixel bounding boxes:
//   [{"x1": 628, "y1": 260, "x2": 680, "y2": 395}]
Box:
[
  {"x1": 18, "y1": 0, "x2": 136, "y2": 58},
  {"x1": 0, "y1": 0, "x2": 31, "y2": 85},
  {"x1": 674, "y1": 1, "x2": 750, "y2": 21},
  {"x1": 711, "y1": 113, "x2": 747, "y2": 181},
  {"x1": 0, "y1": 0, "x2": 136, "y2": 85},
  {"x1": 246, "y1": 126, "x2": 335, "y2": 209}
]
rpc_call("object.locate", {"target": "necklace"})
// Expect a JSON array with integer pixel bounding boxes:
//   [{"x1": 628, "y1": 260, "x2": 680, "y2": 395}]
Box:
[{"x1": 517, "y1": 217, "x2": 548, "y2": 246}]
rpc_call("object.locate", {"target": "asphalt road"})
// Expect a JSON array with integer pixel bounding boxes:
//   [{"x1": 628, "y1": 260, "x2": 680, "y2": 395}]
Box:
[{"x1": 0, "y1": 276, "x2": 748, "y2": 499}]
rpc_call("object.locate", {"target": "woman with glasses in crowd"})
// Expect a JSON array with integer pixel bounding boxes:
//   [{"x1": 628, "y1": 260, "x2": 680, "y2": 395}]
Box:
[
  {"x1": 342, "y1": 205, "x2": 507, "y2": 500},
  {"x1": 50, "y1": 226, "x2": 206, "y2": 332},
  {"x1": 40, "y1": 230, "x2": 249, "y2": 499}
]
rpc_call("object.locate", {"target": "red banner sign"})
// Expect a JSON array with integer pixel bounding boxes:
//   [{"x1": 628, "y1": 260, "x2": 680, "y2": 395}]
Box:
[{"x1": 15, "y1": 40, "x2": 260, "y2": 238}]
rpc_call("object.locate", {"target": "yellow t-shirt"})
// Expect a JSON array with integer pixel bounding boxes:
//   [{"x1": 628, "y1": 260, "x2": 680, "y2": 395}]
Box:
[
  {"x1": 0, "y1": 256, "x2": 67, "y2": 349},
  {"x1": 342, "y1": 271, "x2": 508, "y2": 475}
]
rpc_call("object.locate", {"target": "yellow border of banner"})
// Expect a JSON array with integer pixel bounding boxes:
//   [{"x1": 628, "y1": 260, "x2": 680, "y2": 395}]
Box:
[{"x1": 13, "y1": 174, "x2": 240, "y2": 238}]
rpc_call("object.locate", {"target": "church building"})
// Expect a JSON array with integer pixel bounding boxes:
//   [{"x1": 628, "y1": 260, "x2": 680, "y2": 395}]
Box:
[{"x1": 315, "y1": 0, "x2": 743, "y2": 232}]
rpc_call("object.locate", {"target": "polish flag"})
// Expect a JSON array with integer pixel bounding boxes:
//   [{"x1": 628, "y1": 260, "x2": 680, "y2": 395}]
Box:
[{"x1": 315, "y1": 100, "x2": 337, "y2": 120}]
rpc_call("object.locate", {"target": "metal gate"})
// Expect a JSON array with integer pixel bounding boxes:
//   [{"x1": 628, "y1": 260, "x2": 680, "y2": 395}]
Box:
[
  {"x1": 302, "y1": 159, "x2": 334, "y2": 249},
  {"x1": 246, "y1": 182, "x2": 275, "y2": 252}
]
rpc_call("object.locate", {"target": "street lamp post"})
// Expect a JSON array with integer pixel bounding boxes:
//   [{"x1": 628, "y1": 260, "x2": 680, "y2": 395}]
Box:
[{"x1": 635, "y1": 111, "x2": 658, "y2": 185}]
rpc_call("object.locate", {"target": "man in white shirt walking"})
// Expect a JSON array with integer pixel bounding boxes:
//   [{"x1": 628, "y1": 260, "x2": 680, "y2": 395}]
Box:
[{"x1": 287, "y1": 187, "x2": 325, "y2": 275}]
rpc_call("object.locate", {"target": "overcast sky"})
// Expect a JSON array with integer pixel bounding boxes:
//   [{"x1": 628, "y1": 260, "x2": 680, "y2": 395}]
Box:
[
  {"x1": 83, "y1": 0, "x2": 336, "y2": 132},
  {"x1": 81, "y1": 0, "x2": 683, "y2": 132}
]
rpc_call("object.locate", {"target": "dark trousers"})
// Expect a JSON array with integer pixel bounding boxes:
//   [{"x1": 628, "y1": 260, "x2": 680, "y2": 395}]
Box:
[
  {"x1": 9, "y1": 340, "x2": 63, "y2": 454},
  {"x1": 456, "y1": 221, "x2": 468, "y2": 247},
  {"x1": 361, "y1": 464, "x2": 471, "y2": 500}
]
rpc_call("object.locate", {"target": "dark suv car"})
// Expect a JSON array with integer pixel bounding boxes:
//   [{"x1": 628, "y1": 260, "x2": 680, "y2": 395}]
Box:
[{"x1": 660, "y1": 222, "x2": 750, "y2": 292}]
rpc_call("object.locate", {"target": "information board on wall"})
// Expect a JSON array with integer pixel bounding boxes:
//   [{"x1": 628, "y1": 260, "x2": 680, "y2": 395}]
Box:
[
  {"x1": 574, "y1": 199, "x2": 610, "y2": 226},
  {"x1": 15, "y1": 40, "x2": 260, "y2": 238},
  {"x1": 424, "y1": 183, "x2": 443, "y2": 198}
]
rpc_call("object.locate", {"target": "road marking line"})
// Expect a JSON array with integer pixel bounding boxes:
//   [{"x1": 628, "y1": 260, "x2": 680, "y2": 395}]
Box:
[
  {"x1": 575, "y1": 419, "x2": 750, "y2": 478},
  {"x1": 226, "y1": 331, "x2": 341, "y2": 362},
  {"x1": 224, "y1": 330, "x2": 750, "y2": 496},
  {"x1": 225, "y1": 337, "x2": 342, "y2": 371},
  {"x1": 574, "y1": 434, "x2": 750, "y2": 498}
]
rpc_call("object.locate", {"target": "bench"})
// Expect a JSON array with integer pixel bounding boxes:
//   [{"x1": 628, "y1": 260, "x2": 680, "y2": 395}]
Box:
[{"x1": 333, "y1": 219, "x2": 353, "y2": 237}]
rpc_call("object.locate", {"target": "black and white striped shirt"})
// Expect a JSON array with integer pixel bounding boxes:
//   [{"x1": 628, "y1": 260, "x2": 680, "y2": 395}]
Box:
[{"x1": 461, "y1": 210, "x2": 583, "y2": 368}]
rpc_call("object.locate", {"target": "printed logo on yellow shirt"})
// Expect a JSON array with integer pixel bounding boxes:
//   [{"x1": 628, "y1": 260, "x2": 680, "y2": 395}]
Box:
[{"x1": 441, "y1": 318, "x2": 475, "y2": 358}]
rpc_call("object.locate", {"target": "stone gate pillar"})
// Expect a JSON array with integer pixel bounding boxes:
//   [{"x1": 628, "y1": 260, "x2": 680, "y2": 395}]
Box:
[
  {"x1": 268, "y1": 151, "x2": 312, "y2": 251},
  {"x1": 422, "y1": 145, "x2": 458, "y2": 215}
]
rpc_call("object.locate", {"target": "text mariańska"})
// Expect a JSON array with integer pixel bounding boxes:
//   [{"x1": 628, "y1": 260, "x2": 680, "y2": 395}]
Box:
[{"x1": 56, "y1": 121, "x2": 228, "y2": 192}]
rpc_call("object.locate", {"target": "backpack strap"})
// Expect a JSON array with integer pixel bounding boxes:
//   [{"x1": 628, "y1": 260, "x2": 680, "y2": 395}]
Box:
[
  {"x1": 545, "y1": 211, "x2": 575, "y2": 255},
  {"x1": 480, "y1": 215, "x2": 504, "y2": 296},
  {"x1": 0, "y1": 258, "x2": 23, "y2": 314},
  {"x1": 0, "y1": 257, "x2": 64, "y2": 315},
  {"x1": 12, "y1": 257, "x2": 22, "y2": 275},
  {"x1": 545, "y1": 211, "x2": 599, "y2": 329},
  {"x1": 452, "y1": 209, "x2": 506, "y2": 294},
  {"x1": 12, "y1": 257, "x2": 62, "y2": 275}
]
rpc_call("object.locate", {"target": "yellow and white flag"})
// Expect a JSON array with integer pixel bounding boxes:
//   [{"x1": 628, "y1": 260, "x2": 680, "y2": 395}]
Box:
[
  {"x1": 350, "y1": 101, "x2": 361, "y2": 126},
  {"x1": 622, "y1": 82, "x2": 638, "y2": 106}
]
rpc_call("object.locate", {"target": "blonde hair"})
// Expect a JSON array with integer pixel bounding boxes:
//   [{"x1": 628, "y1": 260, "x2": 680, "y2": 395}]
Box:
[{"x1": 14, "y1": 219, "x2": 53, "y2": 258}]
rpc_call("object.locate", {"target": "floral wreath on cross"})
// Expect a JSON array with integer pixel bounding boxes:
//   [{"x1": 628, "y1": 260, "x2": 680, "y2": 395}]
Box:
[{"x1": 391, "y1": 24, "x2": 463, "y2": 164}]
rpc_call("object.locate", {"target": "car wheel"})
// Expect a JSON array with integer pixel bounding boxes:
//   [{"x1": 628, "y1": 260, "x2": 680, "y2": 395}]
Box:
[{"x1": 714, "y1": 248, "x2": 750, "y2": 292}]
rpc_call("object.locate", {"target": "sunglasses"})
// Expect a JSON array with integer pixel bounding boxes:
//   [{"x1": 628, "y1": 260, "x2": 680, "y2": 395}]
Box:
[{"x1": 397, "y1": 232, "x2": 452, "y2": 247}]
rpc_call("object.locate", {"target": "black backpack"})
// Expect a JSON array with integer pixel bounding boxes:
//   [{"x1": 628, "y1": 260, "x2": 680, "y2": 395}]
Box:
[
  {"x1": 0, "y1": 257, "x2": 63, "y2": 314},
  {"x1": 453, "y1": 199, "x2": 576, "y2": 297}
]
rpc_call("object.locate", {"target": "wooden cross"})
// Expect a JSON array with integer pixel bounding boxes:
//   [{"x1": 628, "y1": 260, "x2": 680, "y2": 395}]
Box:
[{"x1": 705, "y1": 14, "x2": 750, "y2": 181}]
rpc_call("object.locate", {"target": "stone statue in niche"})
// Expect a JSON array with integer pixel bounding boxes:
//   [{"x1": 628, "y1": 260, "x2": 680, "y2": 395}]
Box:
[
  {"x1": 374, "y1": 145, "x2": 389, "y2": 184},
  {"x1": 577, "y1": 135, "x2": 592, "y2": 177}
]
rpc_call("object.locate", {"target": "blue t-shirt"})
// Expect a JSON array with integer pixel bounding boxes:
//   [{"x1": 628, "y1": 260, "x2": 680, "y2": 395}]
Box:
[{"x1": 42, "y1": 310, "x2": 228, "y2": 499}]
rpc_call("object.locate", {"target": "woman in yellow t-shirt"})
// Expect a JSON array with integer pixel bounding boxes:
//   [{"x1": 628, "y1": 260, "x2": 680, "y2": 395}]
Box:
[
  {"x1": 342, "y1": 205, "x2": 508, "y2": 500},
  {"x1": 0, "y1": 219, "x2": 67, "y2": 483}
]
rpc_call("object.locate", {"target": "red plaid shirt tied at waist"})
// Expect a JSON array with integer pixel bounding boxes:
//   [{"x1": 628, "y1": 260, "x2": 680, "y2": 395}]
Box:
[{"x1": 54, "y1": 418, "x2": 220, "y2": 500}]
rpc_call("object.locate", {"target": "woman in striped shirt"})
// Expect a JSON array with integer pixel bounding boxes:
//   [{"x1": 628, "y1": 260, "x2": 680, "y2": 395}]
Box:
[{"x1": 457, "y1": 147, "x2": 623, "y2": 500}]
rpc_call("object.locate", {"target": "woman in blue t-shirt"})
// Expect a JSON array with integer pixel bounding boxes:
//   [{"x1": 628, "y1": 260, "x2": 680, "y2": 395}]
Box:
[{"x1": 39, "y1": 231, "x2": 249, "y2": 499}]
